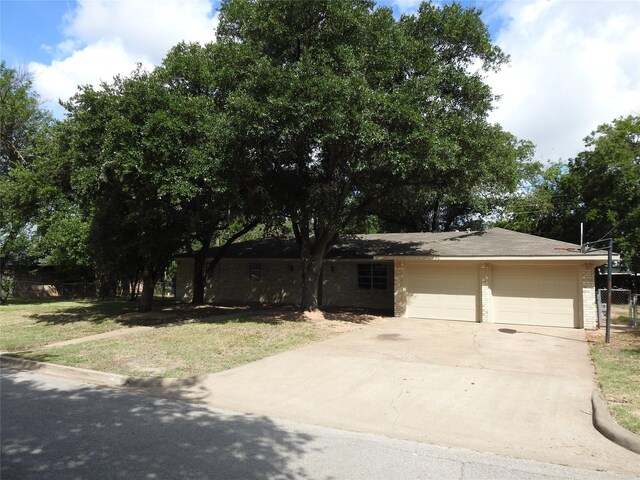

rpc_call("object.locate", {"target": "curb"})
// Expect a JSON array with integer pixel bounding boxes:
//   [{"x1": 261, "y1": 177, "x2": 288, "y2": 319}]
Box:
[
  {"x1": 592, "y1": 388, "x2": 640, "y2": 454},
  {"x1": 1, "y1": 355, "x2": 130, "y2": 387},
  {"x1": 0, "y1": 354, "x2": 205, "y2": 391}
]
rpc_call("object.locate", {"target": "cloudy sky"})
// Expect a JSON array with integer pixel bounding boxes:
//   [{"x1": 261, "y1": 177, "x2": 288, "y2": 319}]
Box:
[{"x1": 2, "y1": 0, "x2": 639, "y2": 162}]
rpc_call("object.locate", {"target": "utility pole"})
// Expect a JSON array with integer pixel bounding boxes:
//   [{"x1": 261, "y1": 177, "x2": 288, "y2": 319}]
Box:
[{"x1": 582, "y1": 238, "x2": 613, "y2": 343}]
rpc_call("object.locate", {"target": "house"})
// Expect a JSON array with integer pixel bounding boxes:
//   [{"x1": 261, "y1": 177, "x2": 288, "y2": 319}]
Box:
[{"x1": 175, "y1": 228, "x2": 612, "y2": 329}]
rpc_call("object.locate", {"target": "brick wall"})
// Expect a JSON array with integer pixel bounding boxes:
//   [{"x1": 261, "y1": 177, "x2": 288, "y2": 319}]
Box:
[
  {"x1": 581, "y1": 262, "x2": 598, "y2": 330},
  {"x1": 480, "y1": 263, "x2": 491, "y2": 323},
  {"x1": 394, "y1": 261, "x2": 407, "y2": 317},
  {"x1": 177, "y1": 257, "x2": 394, "y2": 311},
  {"x1": 203, "y1": 259, "x2": 302, "y2": 305},
  {"x1": 322, "y1": 261, "x2": 394, "y2": 312},
  {"x1": 176, "y1": 258, "x2": 194, "y2": 302}
]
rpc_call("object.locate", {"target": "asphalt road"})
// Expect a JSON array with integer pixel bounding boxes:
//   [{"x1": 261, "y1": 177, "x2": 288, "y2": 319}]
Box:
[{"x1": 1, "y1": 369, "x2": 637, "y2": 480}]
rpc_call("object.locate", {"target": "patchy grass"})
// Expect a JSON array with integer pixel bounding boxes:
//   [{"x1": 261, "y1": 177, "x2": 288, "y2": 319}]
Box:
[
  {"x1": 0, "y1": 299, "x2": 249, "y2": 352},
  {"x1": 13, "y1": 315, "x2": 360, "y2": 378},
  {"x1": 610, "y1": 304, "x2": 636, "y2": 326},
  {"x1": 0, "y1": 300, "x2": 138, "y2": 351},
  {"x1": 588, "y1": 327, "x2": 640, "y2": 434}
]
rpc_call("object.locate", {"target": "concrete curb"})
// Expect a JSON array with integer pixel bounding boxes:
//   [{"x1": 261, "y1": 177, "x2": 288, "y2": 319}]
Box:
[
  {"x1": 1, "y1": 355, "x2": 130, "y2": 387},
  {"x1": 592, "y1": 388, "x2": 640, "y2": 454},
  {"x1": 0, "y1": 354, "x2": 206, "y2": 391}
]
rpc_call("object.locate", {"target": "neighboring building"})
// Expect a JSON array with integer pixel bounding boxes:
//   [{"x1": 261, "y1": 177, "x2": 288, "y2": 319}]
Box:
[{"x1": 176, "y1": 228, "x2": 612, "y2": 329}]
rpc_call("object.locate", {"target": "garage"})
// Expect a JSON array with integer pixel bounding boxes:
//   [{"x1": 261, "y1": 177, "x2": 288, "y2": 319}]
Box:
[
  {"x1": 404, "y1": 263, "x2": 478, "y2": 322},
  {"x1": 492, "y1": 265, "x2": 578, "y2": 328}
]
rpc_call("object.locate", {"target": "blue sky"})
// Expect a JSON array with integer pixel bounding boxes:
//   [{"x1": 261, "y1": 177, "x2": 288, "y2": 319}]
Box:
[{"x1": 2, "y1": 0, "x2": 639, "y2": 162}]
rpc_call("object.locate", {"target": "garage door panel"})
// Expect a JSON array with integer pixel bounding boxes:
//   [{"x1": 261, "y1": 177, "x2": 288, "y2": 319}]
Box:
[
  {"x1": 405, "y1": 264, "x2": 478, "y2": 322},
  {"x1": 493, "y1": 265, "x2": 577, "y2": 328}
]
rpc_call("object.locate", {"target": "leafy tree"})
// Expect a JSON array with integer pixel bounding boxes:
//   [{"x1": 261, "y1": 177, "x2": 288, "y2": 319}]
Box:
[
  {"x1": 216, "y1": 0, "x2": 522, "y2": 310},
  {"x1": 0, "y1": 62, "x2": 63, "y2": 302},
  {"x1": 373, "y1": 130, "x2": 535, "y2": 232},
  {"x1": 0, "y1": 62, "x2": 53, "y2": 174},
  {"x1": 573, "y1": 116, "x2": 640, "y2": 272},
  {"x1": 63, "y1": 68, "x2": 204, "y2": 311},
  {"x1": 158, "y1": 43, "x2": 263, "y2": 305},
  {"x1": 499, "y1": 115, "x2": 640, "y2": 274}
]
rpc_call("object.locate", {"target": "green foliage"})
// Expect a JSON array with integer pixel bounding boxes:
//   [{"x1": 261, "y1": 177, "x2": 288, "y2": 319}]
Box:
[
  {"x1": 0, "y1": 63, "x2": 89, "y2": 294},
  {"x1": 573, "y1": 116, "x2": 640, "y2": 271},
  {"x1": 499, "y1": 115, "x2": 639, "y2": 271},
  {"x1": 0, "y1": 62, "x2": 53, "y2": 173},
  {"x1": 216, "y1": 0, "x2": 523, "y2": 308},
  {"x1": 63, "y1": 67, "x2": 206, "y2": 306}
]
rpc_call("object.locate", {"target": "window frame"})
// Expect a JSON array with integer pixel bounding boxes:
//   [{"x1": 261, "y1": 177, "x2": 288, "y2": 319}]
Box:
[{"x1": 357, "y1": 263, "x2": 388, "y2": 291}]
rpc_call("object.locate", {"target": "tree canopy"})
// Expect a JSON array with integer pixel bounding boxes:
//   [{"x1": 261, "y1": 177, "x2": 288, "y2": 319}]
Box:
[
  {"x1": 499, "y1": 115, "x2": 640, "y2": 273},
  {"x1": 215, "y1": 0, "x2": 526, "y2": 309},
  {"x1": 2, "y1": 1, "x2": 536, "y2": 311}
]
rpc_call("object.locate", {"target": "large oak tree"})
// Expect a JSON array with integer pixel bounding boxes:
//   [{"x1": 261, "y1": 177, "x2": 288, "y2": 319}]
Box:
[{"x1": 215, "y1": 0, "x2": 524, "y2": 310}]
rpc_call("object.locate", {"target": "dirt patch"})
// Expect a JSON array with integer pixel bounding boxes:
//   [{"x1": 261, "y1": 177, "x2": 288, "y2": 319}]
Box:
[{"x1": 586, "y1": 325, "x2": 640, "y2": 348}]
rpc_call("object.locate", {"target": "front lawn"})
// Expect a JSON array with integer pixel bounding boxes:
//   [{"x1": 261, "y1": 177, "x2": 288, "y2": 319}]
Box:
[
  {"x1": 11, "y1": 314, "x2": 354, "y2": 378},
  {"x1": 588, "y1": 327, "x2": 640, "y2": 434},
  {"x1": 0, "y1": 299, "x2": 137, "y2": 351},
  {"x1": 0, "y1": 299, "x2": 255, "y2": 352},
  {"x1": 2, "y1": 300, "x2": 369, "y2": 377}
]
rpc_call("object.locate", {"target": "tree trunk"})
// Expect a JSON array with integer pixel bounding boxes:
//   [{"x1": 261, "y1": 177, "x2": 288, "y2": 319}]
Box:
[
  {"x1": 138, "y1": 270, "x2": 156, "y2": 312},
  {"x1": 300, "y1": 252, "x2": 324, "y2": 311}
]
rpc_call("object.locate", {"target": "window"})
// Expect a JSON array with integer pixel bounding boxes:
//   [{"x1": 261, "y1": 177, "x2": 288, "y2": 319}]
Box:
[
  {"x1": 249, "y1": 262, "x2": 262, "y2": 281},
  {"x1": 358, "y1": 263, "x2": 387, "y2": 290}
]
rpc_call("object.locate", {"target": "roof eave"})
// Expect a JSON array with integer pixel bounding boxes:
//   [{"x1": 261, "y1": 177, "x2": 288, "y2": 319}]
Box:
[{"x1": 374, "y1": 255, "x2": 616, "y2": 262}]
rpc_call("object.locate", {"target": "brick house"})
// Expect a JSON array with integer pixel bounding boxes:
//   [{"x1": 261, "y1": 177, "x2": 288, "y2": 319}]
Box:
[{"x1": 175, "y1": 228, "x2": 612, "y2": 329}]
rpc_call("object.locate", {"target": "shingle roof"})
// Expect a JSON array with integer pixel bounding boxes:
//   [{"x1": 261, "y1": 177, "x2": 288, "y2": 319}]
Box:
[{"x1": 185, "y1": 228, "x2": 606, "y2": 260}]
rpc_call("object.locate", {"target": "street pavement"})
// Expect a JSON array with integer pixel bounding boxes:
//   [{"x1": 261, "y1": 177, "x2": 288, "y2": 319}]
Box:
[{"x1": 2, "y1": 369, "x2": 638, "y2": 480}]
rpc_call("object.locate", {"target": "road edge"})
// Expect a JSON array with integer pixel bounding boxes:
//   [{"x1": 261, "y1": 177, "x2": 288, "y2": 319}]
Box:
[
  {"x1": 0, "y1": 354, "x2": 205, "y2": 389},
  {"x1": 592, "y1": 388, "x2": 640, "y2": 454}
]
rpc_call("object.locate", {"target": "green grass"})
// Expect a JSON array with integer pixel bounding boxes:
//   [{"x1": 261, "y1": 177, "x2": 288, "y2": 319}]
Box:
[
  {"x1": 590, "y1": 329, "x2": 640, "y2": 434},
  {"x1": 0, "y1": 299, "x2": 138, "y2": 351},
  {"x1": 15, "y1": 317, "x2": 334, "y2": 378}
]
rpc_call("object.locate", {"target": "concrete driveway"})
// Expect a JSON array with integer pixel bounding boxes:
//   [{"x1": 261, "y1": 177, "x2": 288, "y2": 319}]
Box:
[{"x1": 149, "y1": 317, "x2": 640, "y2": 475}]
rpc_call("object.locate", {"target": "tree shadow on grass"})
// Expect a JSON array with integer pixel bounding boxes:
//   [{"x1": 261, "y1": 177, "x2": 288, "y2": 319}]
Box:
[
  {"x1": 1, "y1": 372, "x2": 326, "y2": 480},
  {"x1": 22, "y1": 300, "x2": 386, "y2": 331},
  {"x1": 25, "y1": 301, "x2": 265, "y2": 328}
]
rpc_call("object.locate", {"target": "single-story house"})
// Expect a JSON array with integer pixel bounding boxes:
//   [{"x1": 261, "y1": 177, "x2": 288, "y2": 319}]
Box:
[{"x1": 176, "y1": 228, "x2": 613, "y2": 329}]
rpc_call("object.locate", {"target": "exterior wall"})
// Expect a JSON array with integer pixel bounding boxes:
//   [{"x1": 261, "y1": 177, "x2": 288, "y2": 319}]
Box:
[
  {"x1": 394, "y1": 261, "x2": 407, "y2": 317},
  {"x1": 480, "y1": 263, "x2": 491, "y2": 323},
  {"x1": 204, "y1": 259, "x2": 302, "y2": 306},
  {"x1": 176, "y1": 257, "x2": 394, "y2": 311},
  {"x1": 321, "y1": 261, "x2": 394, "y2": 312},
  {"x1": 176, "y1": 258, "x2": 194, "y2": 303},
  {"x1": 581, "y1": 262, "x2": 598, "y2": 330}
]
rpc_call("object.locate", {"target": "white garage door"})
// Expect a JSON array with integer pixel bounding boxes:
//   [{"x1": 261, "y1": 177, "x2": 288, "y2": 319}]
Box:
[
  {"x1": 493, "y1": 265, "x2": 577, "y2": 328},
  {"x1": 405, "y1": 264, "x2": 478, "y2": 322}
]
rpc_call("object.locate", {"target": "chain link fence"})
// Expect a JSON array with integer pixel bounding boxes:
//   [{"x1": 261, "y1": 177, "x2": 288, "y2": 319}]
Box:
[
  {"x1": 8, "y1": 279, "x2": 175, "y2": 301},
  {"x1": 596, "y1": 288, "x2": 638, "y2": 328}
]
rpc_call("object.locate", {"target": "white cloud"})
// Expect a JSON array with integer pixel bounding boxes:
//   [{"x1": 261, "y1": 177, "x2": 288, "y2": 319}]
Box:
[
  {"x1": 30, "y1": 39, "x2": 140, "y2": 109},
  {"x1": 62, "y1": 0, "x2": 218, "y2": 62},
  {"x1": 487, "y1": 0, "x2": 640, "y2": 162},
  {"x1": 29, "y1": 0, "x2": 218, "y2": 116}
]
